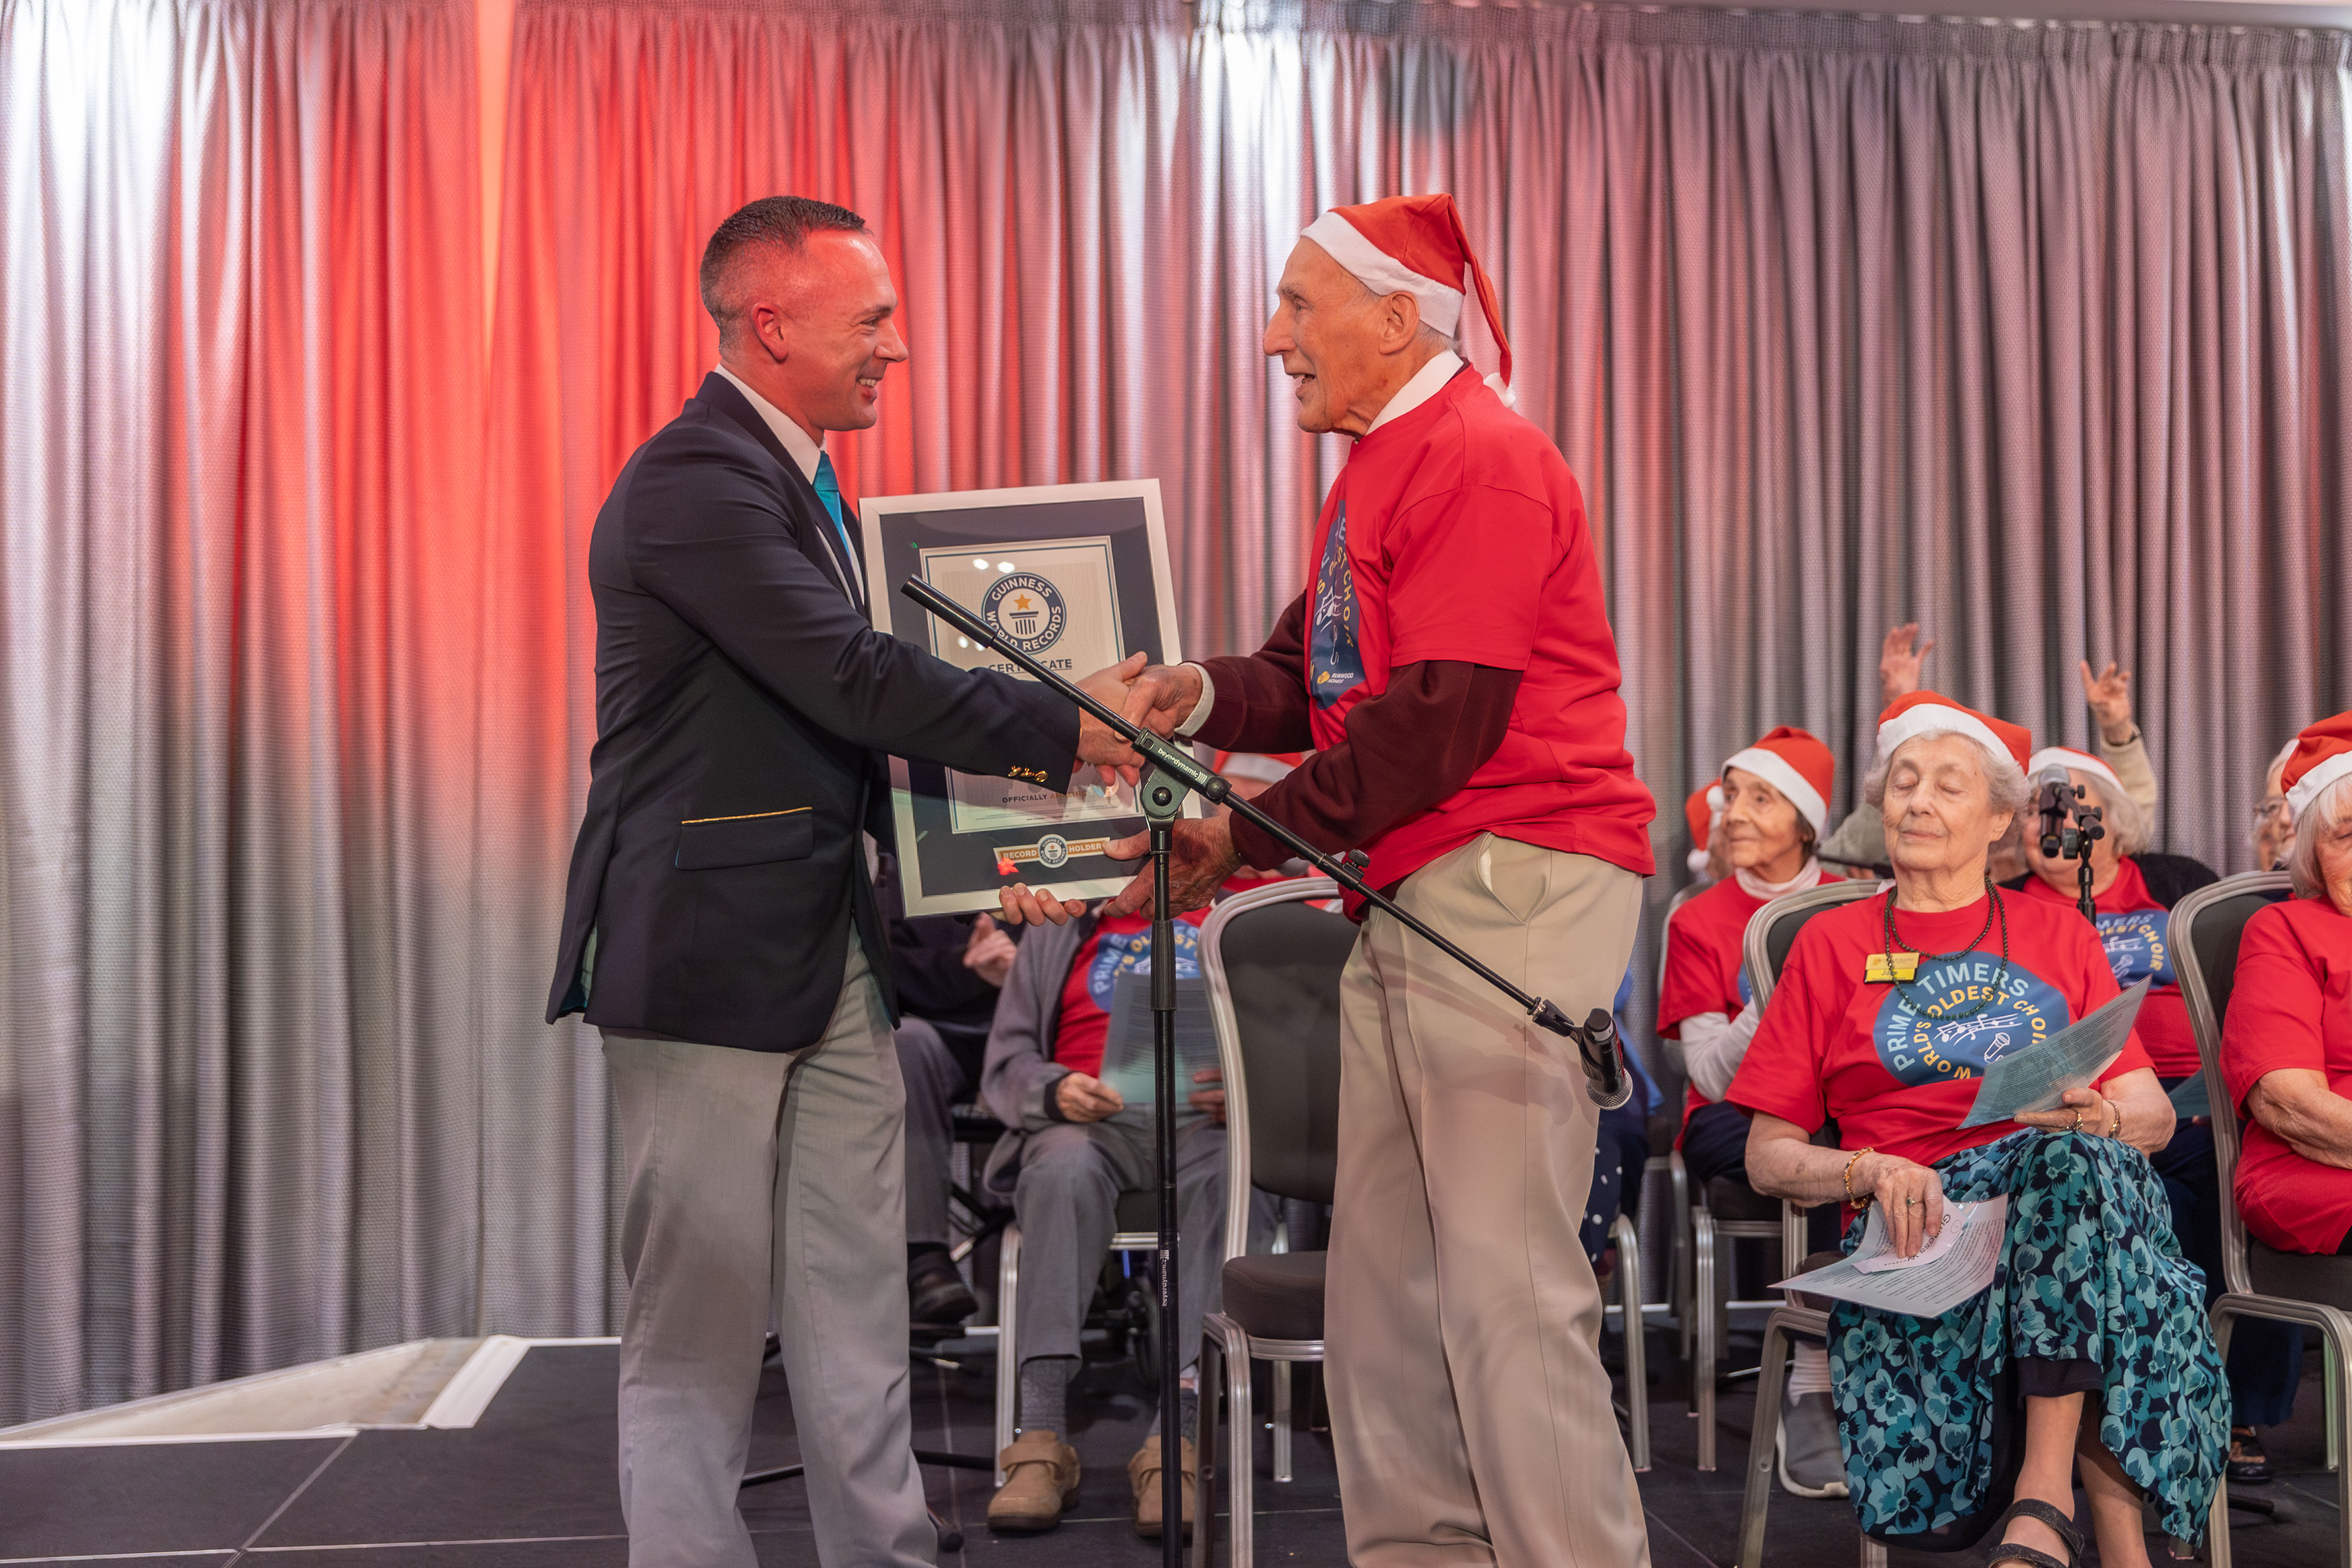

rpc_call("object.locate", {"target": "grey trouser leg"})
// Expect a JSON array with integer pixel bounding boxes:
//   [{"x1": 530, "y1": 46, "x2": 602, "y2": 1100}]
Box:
[
  {"x1": 1011, "y1": 1115, "x2": 1226, "y2": 1376},
  {"x1": 1326, "y1": 836, "x2": 1649, "y2": 1568},
  {"x1": 605, "y1": 939, "x2": 931, "y2": 1568},
  {"x1": 895, "y1": 1017, "x2": 969, "y2": 1249}
]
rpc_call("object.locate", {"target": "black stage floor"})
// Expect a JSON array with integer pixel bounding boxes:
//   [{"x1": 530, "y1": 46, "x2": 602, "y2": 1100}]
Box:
[{"x1": 2, "y1": 1333, "x2": 2341, "y2": 1565}]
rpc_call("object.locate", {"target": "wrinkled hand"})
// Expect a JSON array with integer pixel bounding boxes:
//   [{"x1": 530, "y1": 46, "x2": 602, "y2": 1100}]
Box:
[
  {"x1": 1860, "y1": 1152, "x2": 1946, "y2": 1259},
  {"x1": 2078, "y1": 660, "x2": 2135, "y2": 741},
  {"x1": 961, "y1": 913, "x2": 1018, "y2": 988},
  {"x1": 1102, "y1": 816, "x2": 1240, "y2": 919},
  {"x1": 1055, "y1": 1071, "x2": 1125, "y2": 1123},
  {"x1": 1122, "y1": 662, "x2": 1204, "y2": 740},
  {"x1": 997, "y1": 883, "x2": 1090, "y2": 928},
  {"x1": 1879, "y1": 623, "x2": 1935, "y2": 708},
  {"x1": 1189, "y1": 1066, "x2": 1227, "y2": 1125},
  {"x1": 1075, "y1": 653, "x2": 1148, "y2": 785},
  {"x1": 2016, "y1": 1084, "x2": 2119, "y2": 1140}
]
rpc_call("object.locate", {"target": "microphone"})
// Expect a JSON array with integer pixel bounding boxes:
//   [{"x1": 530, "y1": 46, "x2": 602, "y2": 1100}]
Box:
[
  {"x1": 2035, "y1": 765, "x2": 2074, "y2": 859},
  {"x1": 1577, "y1": 1006, "x2": 1633, "y2": 1111}
]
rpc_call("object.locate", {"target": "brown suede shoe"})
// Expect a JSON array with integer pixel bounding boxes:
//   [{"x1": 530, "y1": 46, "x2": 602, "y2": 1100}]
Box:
[
  {"x1": 987, "y1": 1430, "x2": 1081, "y2": 1533},
  {"x1": 1128, "y1": 1435, "x2": 1197, "y2": 1539}
]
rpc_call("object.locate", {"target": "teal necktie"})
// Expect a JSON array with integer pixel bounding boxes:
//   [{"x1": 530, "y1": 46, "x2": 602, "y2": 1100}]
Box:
[{"x1": 812, "y1": 452, "x2": 859, "y2": 592}]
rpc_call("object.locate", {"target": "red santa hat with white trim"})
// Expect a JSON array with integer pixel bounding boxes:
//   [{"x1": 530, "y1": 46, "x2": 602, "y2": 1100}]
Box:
[
  {"x1": 1721, "y1": 727, "x2": 1836, "y2": 835},
  {"x1": 1300, "y1": 193, "x2": 1515, "y2": 407},
  {"x1": 2283, "y1": 711, "x2": 2352, "y2": 824},
  {"x1": 1875, "y1": 691, "x2": 2033, "y2": 774},
  {"x1": 2026, "y1": 745, "x2": 2126, "y2": 801}
]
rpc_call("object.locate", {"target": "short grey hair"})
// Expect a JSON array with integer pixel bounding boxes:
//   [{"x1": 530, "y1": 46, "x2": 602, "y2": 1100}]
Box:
[
  {"x1": 698, "y1": 195, "x2": 869, "y2": 348},
  {"x1": 2290, "y1": 773, "x2": 2352, "y2": 902},
  {"x1": 2076, "y1": 771, "x2": 2150, "y2": 859},
  {"x1": 1863, "y1": 729, "x2": 2031, "y2": 818}
]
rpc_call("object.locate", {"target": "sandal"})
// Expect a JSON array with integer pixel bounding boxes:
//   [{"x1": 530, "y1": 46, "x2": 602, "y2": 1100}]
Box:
[
  {"x1": 2227, "y1": 1424, "x2": 2275, "y2": 1484},
  {"x1": 1985, "y1": 1496, "x2": 2085, "y2": 1568}
]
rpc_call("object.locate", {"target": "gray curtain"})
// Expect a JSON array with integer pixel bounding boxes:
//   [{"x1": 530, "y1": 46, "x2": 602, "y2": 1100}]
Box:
[{"x1": 4, "y1": 0, "x2": 2348, "y2": 1426}]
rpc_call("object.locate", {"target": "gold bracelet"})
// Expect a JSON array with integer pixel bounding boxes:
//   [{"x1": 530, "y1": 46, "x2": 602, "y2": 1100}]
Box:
[
  {"x1": 2108, "y1": 1100, "x2": 2124, "y2": 1139},
  {"x1": 1843, "y1": 1147, "x2": 1875, "y2": 1209}
]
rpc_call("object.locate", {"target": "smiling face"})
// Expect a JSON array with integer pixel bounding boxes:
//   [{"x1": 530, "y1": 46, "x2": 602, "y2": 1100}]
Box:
[
  {"x1": 1719, "y1": 767, "x2": 1808, "y2": 878},
  {"x1": 1262, "y1": 239, "x2": 1438, "y2": 437},
  {"x1": 735, "y1": 230, "x2": 908, "y2": 435},
  {"x1": 1880, "y1": 733, "x2": 2014, "y2": 885}
]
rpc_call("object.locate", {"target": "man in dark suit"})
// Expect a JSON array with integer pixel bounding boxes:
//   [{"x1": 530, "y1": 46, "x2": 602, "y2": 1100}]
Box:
[{"x1": 547, "y1": 195, "x2": 1137, "y2": 1568}]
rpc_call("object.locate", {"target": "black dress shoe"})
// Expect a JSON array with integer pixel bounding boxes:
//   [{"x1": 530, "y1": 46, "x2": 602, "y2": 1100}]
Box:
[
  {"x1": 909, "y1": 1250, "x2": 978, "y2": 1326},
  {"x1": 2227, "y1": 1426, "x2": 2275, "y2": 1485}
]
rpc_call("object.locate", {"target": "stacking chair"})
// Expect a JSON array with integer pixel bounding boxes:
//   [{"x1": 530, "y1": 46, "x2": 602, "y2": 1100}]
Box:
[
  {"x1": 1689, "y1": 879, "x2": 1876, "y2": 1474},
  {"x1": 992, "y1": 1186, "x2": 1162, "y2": 1484},
  {"x1": 1730, "y1": 879, "x2": 1885, "y2": 1566},
  {"x1": 2174, "y1": 871, "x2": 2352, "y2": 1567}
]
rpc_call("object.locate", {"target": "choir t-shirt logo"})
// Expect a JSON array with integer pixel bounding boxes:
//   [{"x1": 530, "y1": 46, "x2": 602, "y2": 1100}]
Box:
[
  {"x1": 1872, "y1": 953, "x2": 2072, "y2": 1086},
  {"x1": 2094, "y1": 909, "x2": 2176, "y2": 988},
  {"x1": 1086, "y1": 921, "x2": 1203, "y2": 1009},
  {"x1": 1310, "y1": 503, "x2": 1365, "y2": 708}
]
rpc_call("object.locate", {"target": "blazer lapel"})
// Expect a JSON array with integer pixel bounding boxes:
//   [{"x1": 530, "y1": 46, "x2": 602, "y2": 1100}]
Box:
[{"x1": 695, "y1": 372, "x2": 861, "y2": 610}]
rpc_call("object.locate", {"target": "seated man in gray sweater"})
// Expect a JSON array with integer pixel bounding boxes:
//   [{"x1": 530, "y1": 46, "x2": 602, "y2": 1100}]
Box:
[{"x1": 976, "y1": 889, "x2": 1230, "y2": 1541}]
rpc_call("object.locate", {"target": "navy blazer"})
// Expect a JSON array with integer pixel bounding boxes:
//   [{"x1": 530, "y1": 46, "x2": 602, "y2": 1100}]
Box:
[{"x1": 547, "y1": 373, "x2": 1076, "y2": 1052}]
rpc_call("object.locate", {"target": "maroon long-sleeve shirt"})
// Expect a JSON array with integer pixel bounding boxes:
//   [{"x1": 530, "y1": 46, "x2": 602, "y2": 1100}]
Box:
[{"x1": 1195, "y1": 590, "x2": 1521, "y2": 875}]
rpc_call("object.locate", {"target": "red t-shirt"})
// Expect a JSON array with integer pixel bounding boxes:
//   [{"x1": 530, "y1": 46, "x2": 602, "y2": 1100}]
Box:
[
  {"x1": 1301, "y1": 369, "x2": 1655, "y2": 895},
  {"x1": 2012, "y1": 859, "x2": 2199, "y2": 1078},
  {"x1": 1051, "y1": 908, "x2": 1211, "y2": 1078},
  {"x1": 2222, "y1": 896, "x2": 2352, "y2": 1254},
  {"x1": 1659, "y1": 877, "x2": 1768, "y2": 1134},
  {"x1": 1727, "y1": 890, "x2": 2152, "y2": 1168}
]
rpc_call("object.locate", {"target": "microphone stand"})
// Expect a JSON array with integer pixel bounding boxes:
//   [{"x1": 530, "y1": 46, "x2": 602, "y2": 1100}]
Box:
[
  {"x1": 2035, "y1": 775, "x2": 2106, "y2": 925},
  {"x1": 902, "y1": 579, "x2": 1627, "y2": 1564}
]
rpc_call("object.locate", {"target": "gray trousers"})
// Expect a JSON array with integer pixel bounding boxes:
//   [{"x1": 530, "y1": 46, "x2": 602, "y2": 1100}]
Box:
[
  {"x1": 895, "y1": 1017, "x2": 971, "y2": 1250},
  {"x1": 604, "y1": 940, "x2": 931, "y2": 1568},
  {"x1": 1012, "y1": 1114, "x2": 1226, "y2": 1392}
]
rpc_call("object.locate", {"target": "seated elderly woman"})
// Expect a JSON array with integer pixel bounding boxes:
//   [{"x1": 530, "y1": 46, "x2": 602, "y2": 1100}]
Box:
[
  {"x1": 2010, "y1": 747, "x2": 2302, "y2": 1481},
  {"x1": 2224, "y1": 712, "x2": 2352, "y2": 1262},
  {"x1": 1727, "y1": 692, "x2": 2227, "y2": 1568}
]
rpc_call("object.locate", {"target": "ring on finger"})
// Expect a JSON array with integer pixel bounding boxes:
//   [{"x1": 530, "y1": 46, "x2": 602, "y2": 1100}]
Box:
[{"x1": 1905, "y1": 1197, "x2": 1920, "y2": 1207}]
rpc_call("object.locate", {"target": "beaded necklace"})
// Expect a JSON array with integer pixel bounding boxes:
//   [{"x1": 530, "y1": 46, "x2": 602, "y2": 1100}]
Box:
[{"x1": 1878, "y1": 874, "x2": 2011, "y2": 1026}]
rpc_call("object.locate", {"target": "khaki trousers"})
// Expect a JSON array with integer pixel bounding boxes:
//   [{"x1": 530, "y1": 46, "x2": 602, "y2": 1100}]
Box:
[{"x1": 1326, "y1": 835, "x2": 1649, "y2": 1567}]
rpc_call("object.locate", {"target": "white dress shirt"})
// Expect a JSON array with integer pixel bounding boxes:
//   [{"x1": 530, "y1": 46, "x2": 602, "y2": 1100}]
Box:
[
  {"x1": 712, "y1": 362, "x2": 862, "y2": 601},
  {"x1": 1175, "y1": 348, "x2": 1466, "y2": 738}
]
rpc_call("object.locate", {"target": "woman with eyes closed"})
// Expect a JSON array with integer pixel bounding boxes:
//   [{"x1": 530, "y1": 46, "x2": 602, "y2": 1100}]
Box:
[{"x1": 1726, "y1": 693, "x2": 2227, "y2": 1568}]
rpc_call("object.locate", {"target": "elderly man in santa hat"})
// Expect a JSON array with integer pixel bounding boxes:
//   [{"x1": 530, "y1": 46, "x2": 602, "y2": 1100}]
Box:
[{"x1": 1001, "y1": 193, "x2": 1656, "y2": 1565}]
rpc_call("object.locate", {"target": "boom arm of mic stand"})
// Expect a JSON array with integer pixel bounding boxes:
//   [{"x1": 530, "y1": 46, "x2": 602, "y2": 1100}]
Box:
[{"x1": 897, "y1": 579, "x2": 1612, "y2": 1076}]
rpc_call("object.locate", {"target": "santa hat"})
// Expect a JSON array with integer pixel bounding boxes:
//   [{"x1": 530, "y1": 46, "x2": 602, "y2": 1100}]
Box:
[
  {"x1": 2026, "y1": 745, "x2": 2126, "y2": 801},
  {"x1": 1876, "y1": 691, "x2": 2032, "y2": 774},
  {"x1": 1721, "y1": 726, "x2": 1835, "y2": 835},
  {"x1": 1216, "y1": 750, "x2": 1302, "y2": 788},
  {"x1": 2284, "y1": 711, "x2": 2352, "y2": 824},
  {"x1": 1684, "y1": 785, "x2": 1721, "y2": 852},
  {"x1": 1301, "y1": 193, "x2": 1514, "y2": 406}
]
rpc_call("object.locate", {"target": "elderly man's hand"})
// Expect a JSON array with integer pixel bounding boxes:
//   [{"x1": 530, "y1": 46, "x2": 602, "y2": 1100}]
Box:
[
  {"x1": 1122, "y1": 662, "x2": 1204, "y2": 739},
  {"x1": 1878, "y1": 623, "x2": 1935, "y2": 709},
  {"x1": 1054, "y1": 1072, "x2": 1125, "y2": 1123},
  {"x1": 1189, "y1": 1066, "x2": 1227, "y2": 1125},
  {"x1": 1860, "y1": 1152, "x2": 1946, "y2": 1258},
  {"x1": 1075, "y1": 653, "x2": 1149, "y2": 785},
  {"x1": 2078, "y1": 659, "x2": 2137, "y2": 743},
  {"x1": 961, "y1": 914, "x2": 1018, "y2": 987},
  {"x1": 1102, "y1": 816, "x2": 1239, "y2": 918}
]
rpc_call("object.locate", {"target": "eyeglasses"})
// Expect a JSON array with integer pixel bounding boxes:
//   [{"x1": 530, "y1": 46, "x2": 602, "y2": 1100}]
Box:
[{"x1": 2252, "y1": 795, "x2": 2293, "y2": 827}]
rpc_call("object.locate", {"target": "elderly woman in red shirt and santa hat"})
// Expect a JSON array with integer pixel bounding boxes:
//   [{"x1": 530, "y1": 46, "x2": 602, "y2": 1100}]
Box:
[{"x1": 1729, "y1": 693, "x2": 2227, "y2": 1568}]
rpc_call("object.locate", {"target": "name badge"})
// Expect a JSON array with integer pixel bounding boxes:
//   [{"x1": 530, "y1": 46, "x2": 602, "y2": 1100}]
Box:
[{"x1": 1863, "y1": 952, "x2": 1921, "y2": 984}]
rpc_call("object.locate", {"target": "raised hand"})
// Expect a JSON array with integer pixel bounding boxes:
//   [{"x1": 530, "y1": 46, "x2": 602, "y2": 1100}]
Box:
[
  {"x1": 1879, "y1": 622, "x2": 1935, "y2": 708},
  {"x1": 1101, "y1": 816, "x2": 1240, "y2": 918},
  {"x1": 2077, "y1": 659, "x2": 2136, "y2": 742},
  {"x1": 960, "y1": 912, "x2": 1018, "y2": 987},
  {"x1": 1122, "y1": 661, "x2": 1204, "y2": 740}
]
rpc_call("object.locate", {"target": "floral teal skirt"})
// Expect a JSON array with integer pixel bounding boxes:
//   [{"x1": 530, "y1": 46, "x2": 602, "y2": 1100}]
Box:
[{"x1": 1826, "y1": 1129, "x2": 2230, "y2": 1544}]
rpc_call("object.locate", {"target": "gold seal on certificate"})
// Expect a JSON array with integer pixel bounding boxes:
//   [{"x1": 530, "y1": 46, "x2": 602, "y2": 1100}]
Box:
[{"x1": 860, "y1": 480, "x2": 1191, "y2": 915}]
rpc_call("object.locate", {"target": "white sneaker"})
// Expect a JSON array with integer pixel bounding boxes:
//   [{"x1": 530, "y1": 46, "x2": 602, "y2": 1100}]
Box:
[{"x1": 1775, "y1": 1388, "x2": 1850, "y2": 1499}]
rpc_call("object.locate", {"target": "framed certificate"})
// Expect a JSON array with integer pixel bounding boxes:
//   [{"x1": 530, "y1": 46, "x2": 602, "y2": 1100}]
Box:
[{"x1": 861, "y1": 479, "x2": 1194, "y2": 915}]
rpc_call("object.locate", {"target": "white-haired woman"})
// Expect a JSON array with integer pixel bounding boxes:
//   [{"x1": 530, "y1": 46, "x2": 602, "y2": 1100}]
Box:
[
  {"x1": 2010, "y1": 747, "x2": 2302, "y2": 1482},
  {"x1": 2225, "y1": 714, "x2": 2352, "y2": 1265},
  {"x1": 1729, "y1": 693, "x2": 2227, "y2": 1568}
]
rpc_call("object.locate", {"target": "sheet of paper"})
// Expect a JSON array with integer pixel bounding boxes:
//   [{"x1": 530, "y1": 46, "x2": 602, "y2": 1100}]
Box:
[
  {"x1": 1958, "y1": 978, "x2": 2151, "y2": 1128},
  {"x1": 1098, "y1": 975, "x2": 1220, "y2": 1109},
  {"x1": 2168, "y1": 1070, "x2": 2213, "y2": 1121},
  {"x1": 1777, "y1": 1196, "x2": 2008, "y2": 1317}
]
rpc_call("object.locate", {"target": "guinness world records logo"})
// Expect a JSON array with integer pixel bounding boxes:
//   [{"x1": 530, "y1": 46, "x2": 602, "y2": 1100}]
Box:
[{"x1": 984, "y1": 572, "x2": 1067, "y2": 655}]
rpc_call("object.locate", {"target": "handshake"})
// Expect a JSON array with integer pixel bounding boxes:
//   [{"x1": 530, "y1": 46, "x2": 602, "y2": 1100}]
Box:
[{"x1": 1067, "y1": 655, "x2": 1210, "y2": 783}]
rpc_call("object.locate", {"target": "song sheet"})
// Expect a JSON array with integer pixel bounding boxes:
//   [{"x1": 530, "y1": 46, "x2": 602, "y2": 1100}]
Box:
[
  {"x1": 1958, "y1": 979, "x2": 2151, "y2": 1129},
  {"x1": 1777, "y1": 1196, "x2": 2009, "y2": 1318}
]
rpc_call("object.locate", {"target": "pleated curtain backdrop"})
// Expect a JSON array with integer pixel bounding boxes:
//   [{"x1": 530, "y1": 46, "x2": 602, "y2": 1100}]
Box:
[{"x1": 5, "y1": 0, "x2": 2351, "y2": 1424}]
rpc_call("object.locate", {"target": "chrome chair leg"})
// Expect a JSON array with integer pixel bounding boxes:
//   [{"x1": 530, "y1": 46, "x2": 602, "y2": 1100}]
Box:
[
  {"x1": 1271, "y1": 1360, "x2": 1293, "y2": 1483},
  {"x1": 993, "y1": 1223, "x2": 1021, "y2": 1486},
  {"x1": 1694, "y1": 1207, "x2": 1718, "y2": 1470},
  {"x1": 1611, "y1": 1212, "x2": 1650, "y2": 1470}
]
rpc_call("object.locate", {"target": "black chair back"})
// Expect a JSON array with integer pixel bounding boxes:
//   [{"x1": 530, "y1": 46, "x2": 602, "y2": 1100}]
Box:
[{"x1": 1205, "y1": 881, "x2": 1352, "y2": 1207}]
